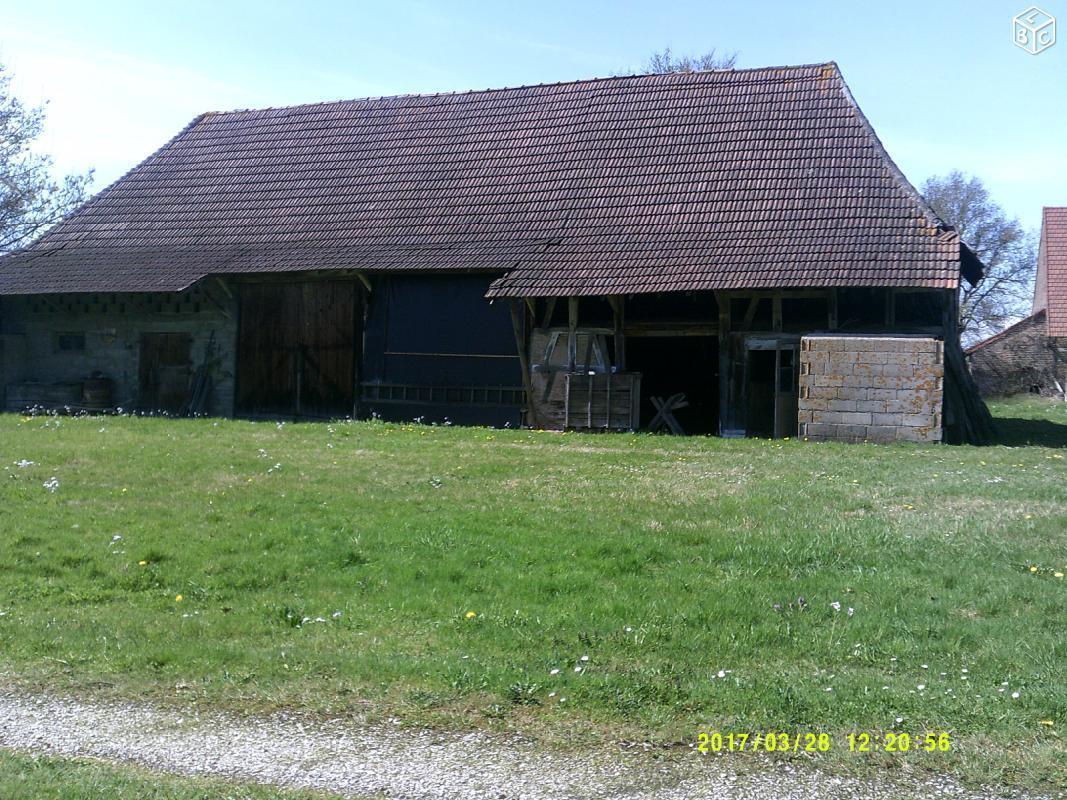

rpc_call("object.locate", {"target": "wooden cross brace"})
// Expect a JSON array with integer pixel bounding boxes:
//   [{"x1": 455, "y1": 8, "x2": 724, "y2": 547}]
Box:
[{"x1": 648, "y1": 393, "x2": 689, "y2": 435}]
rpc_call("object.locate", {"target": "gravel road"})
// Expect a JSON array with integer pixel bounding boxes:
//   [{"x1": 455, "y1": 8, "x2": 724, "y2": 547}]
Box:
[{"x1": 0, "y1": 688, "x2": 1055, "y2": 799}]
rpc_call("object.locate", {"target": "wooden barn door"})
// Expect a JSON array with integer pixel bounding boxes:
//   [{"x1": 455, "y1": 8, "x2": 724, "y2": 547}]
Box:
[
  {"x1": 236, "y1": 281, "x2": 360, "y2": 418},
  {"x1": 139, "y1": 333, "x2": 192, "y2": 414}
]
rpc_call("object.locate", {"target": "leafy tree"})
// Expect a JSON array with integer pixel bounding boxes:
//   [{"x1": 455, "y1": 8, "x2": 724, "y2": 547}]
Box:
[
  {"x1": 921, "y1": 171, "x2": 1037, "y2": 343},
  {"x1": 644, "y1": 47, "x2": 737, "y2": 74},
  {"x1": 0, "y1": 62, "x2": 92, "y2": 254}
]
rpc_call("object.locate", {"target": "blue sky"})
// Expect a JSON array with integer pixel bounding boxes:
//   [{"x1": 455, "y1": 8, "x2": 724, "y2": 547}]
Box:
[{"x1": 1, "y1": 0, "x2": 1063, "y2": 231}]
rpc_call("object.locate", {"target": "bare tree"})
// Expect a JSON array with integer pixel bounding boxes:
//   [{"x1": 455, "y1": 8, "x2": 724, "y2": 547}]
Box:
[
  {"x1": 0, "y1": 62, "x2": 92, "y2": 254},
  {"x1": 644, "y1": 47, "x2": 737, "y2": 74},
  {"x1": 921, "y1": 171, "x2": 1037, "y2": 344}
]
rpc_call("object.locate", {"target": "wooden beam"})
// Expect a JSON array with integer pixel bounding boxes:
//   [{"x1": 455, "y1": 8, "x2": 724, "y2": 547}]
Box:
[
  {"x1": 532, "y1": 325, "x2": 613, "y2": 336},
  {"x1": 509, "y1": 299, "x2": 539, "y2": 428},
  {"x1": 213, "y1": 276, "x2": 234, "y2": 299},
  {"x1": 199, "y1": 283, "x2": 233, "y2": 319},
  {"x1": 609, "y1": 295, "x2": 626, "y2": 370},
  {"x1": 567, "y1": 297, "x2": 578, "y2": 372},
  {"x1": 541, "y1": 297, "x2": 557, "y2": 329},
  {"x1": 742, "y1": 296, "x2": 759, "y2": 330},
  {"x1": 623, "y1": 323, "x2": 719, "y2": 337},
  {"x1": 715, "y1": 291, "x2": 730, "y2": 436}
]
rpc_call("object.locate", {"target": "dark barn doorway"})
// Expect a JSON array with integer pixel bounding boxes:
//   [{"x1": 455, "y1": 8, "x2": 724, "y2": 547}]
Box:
[
  {"x1": 139, "y1": 332, "x2": 192, "y2": 414},
  {"x1": 626, "y1": 336, "x2": 719, "y2": 434},
  {"x1": 745, "y1": 349, "x2": 777, "y2": 438},
  {"x1": 236, "y1": 280, "x2": 361, "y2": 418},
  {"x1": 742, "y1": 340, "x2": 799, "y2": 439}
]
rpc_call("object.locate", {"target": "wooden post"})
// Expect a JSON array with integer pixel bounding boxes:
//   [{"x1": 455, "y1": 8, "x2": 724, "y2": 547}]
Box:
[
  {"x1": 567, "y1": 297, "x2": 578, "y2": 372},
  {"x1": 609, "y1": 295, "x2": 626, "y2": 371},
  {"x1": 541, "y1": 297, "x2": 557, "y2": 329},
  {"x1": 715, "y1": 291, "x2": 730, "y2": 435},
  {"x1": 509, "y1": 299, "x2": 539, "y2": 428}
]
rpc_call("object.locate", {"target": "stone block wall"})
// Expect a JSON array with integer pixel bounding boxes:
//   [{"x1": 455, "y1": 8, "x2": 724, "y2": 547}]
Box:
[
  {"x1": 0, "y1": 284, "x2": 238, "y2": 415},
  {"x1": 798, "y1": 335, "x2": 943, "y2": 443}
]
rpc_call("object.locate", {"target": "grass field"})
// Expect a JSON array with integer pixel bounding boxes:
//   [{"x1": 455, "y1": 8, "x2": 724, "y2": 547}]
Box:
[
  {"x1": 0, "y1": 396, "x2": 1065, "y2": 790},
  {"x1": 0, "y1": 750, "x2": 335, "y2": 799}
]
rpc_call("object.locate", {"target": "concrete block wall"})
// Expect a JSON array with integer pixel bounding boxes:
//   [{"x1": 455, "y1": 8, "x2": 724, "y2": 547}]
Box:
[
  {"x1": 798, "y1": 336, "x2": 943, "y2": 443},
  {"x1": 0, "y1": 284, "x2": 237, "y2": 415}
]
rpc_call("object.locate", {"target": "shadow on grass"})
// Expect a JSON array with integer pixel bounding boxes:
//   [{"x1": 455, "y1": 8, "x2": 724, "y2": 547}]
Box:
[{"x1": 993, "y1": 416, "x2": 1067, "y2": 448}]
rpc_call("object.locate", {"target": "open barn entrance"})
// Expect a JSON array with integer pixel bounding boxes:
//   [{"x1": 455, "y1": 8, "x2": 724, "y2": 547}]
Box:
[
  {"x1": 740, "y1": 338, "x2": 799, "y2": 439},
  {"x1": 236, "y1": 280, "x2": 361, "y2": 419},
  {"x1": 626, "y1": 336, "x2": 719, "y2": 434}
]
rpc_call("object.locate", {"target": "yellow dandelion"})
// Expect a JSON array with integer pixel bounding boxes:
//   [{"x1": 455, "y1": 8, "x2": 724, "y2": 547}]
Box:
[
  {"x1": 1030, "y1": 566, "x2": 1039, "y2": 573},
  {"x1": 1024, "y1": 514, "x2": 1033, "y2": 520},
  {"x1": 138, "y1": 560, "x2": 147, "y2": 566},
  {"x1": 465, "y1": 611, "x2": 477, "y2": 619},
  {"x1": 1039, "y1": 720, "x2": 1054, "y2": 726},
  {"x1": 1056, "y1": 572, "x2": 1064, "y2": 579},
  {"x1": 175, "y1": 594, "x2": 183, "y2": 602}
]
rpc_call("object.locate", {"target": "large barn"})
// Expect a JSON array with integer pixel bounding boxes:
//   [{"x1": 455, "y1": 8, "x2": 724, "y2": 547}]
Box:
[{"x1": 0, "y1": 63, "x2": 989, "y2": 442}]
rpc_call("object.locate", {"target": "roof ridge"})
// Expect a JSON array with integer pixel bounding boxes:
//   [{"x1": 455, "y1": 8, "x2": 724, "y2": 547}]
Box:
[
  {"x1": 199, "y1": 62, "x2": 839, "y2": 118},
  {"x1": 965, "y1": 309, "x2": 1046, "y2": 353}
]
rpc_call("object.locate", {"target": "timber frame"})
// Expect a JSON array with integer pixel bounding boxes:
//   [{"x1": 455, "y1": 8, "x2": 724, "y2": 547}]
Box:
[{"x1": 508, "y1": 287, "x2": 955, "y2": 437}]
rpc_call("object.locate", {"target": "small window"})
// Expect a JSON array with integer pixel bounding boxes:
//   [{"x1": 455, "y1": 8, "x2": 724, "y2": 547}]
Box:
[{"x1": 56, "y1": 332, "x2": 86, "y2": 352}]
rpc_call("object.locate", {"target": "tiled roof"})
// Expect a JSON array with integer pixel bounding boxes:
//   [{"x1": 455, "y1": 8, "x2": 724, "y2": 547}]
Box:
[
  {"x1": 965, "y1": 309, "x2": 1046, "y2": 354},
  {"x1": 0, "y1": 63, "x2": 974, "y2": 297},
  {"x1": 1034, "y1": 207, "x2": 1067, "y2": 336}
]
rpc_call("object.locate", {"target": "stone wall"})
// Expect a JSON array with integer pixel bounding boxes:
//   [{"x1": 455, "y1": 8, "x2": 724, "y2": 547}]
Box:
[
  {"x1": 0, "y1": 283, "x2": 237, "y2": 415},
  {"x1": 966, "y1": 311, "x2": 1063, "y2": 397},
  {"x1": 798, "y1": 335, "x2": 943, "y2": 443}
]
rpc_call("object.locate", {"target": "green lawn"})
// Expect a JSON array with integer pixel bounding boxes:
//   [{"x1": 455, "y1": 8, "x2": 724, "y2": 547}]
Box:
[
  {"x1": 0, "y1": 396, "x2": 1065, "y2": 789},
  {"x1": 0, "y1": 750, "x2": 337, "y2": 800}
]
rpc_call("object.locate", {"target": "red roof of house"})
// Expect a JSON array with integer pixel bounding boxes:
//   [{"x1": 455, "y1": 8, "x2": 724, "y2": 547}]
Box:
[
  {"x1": 1034, "y1": 207, "x2": 1067, "y2": 336},
  {"x1": 965, "y1": 309, "x2": 1046, "y2": 354},
  {"x1": 0, "y1": 63, "x2": 978, "y2": 297}
]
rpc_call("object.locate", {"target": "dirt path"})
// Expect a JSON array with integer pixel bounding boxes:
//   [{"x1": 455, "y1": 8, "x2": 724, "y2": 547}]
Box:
[{"x1": 0, "y1": 688, "x2": 1053, "y2": 799}]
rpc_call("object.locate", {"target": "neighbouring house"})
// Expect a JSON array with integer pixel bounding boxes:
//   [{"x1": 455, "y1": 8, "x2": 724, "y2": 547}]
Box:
[
  {"x1": 0, "y1": 63, "x2": 991, "y2": 442},
  {"x1": 968, "y1": 208, "x2": 1067, "y2": 398}
]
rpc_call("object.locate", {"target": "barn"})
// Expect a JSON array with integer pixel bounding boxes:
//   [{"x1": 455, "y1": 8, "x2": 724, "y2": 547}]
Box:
[{"x1": 0, "y1": 63, "x2": 989, "y2": 442}]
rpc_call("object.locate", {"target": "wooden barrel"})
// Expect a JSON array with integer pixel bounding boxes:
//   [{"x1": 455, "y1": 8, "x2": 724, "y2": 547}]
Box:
[{"x1": 83, "y1": 375, "x2": 113, "y2": 407}]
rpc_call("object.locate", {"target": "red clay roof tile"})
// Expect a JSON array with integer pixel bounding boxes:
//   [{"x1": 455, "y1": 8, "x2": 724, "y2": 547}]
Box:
[{"x1": 0, "y1": 63, "x2": 970, "y2": 296}]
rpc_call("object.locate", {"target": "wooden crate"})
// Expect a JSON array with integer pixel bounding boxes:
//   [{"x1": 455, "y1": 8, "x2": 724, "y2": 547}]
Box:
[{"x1": 532, "y1": 371, "x2": 640, "y2": 431}]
